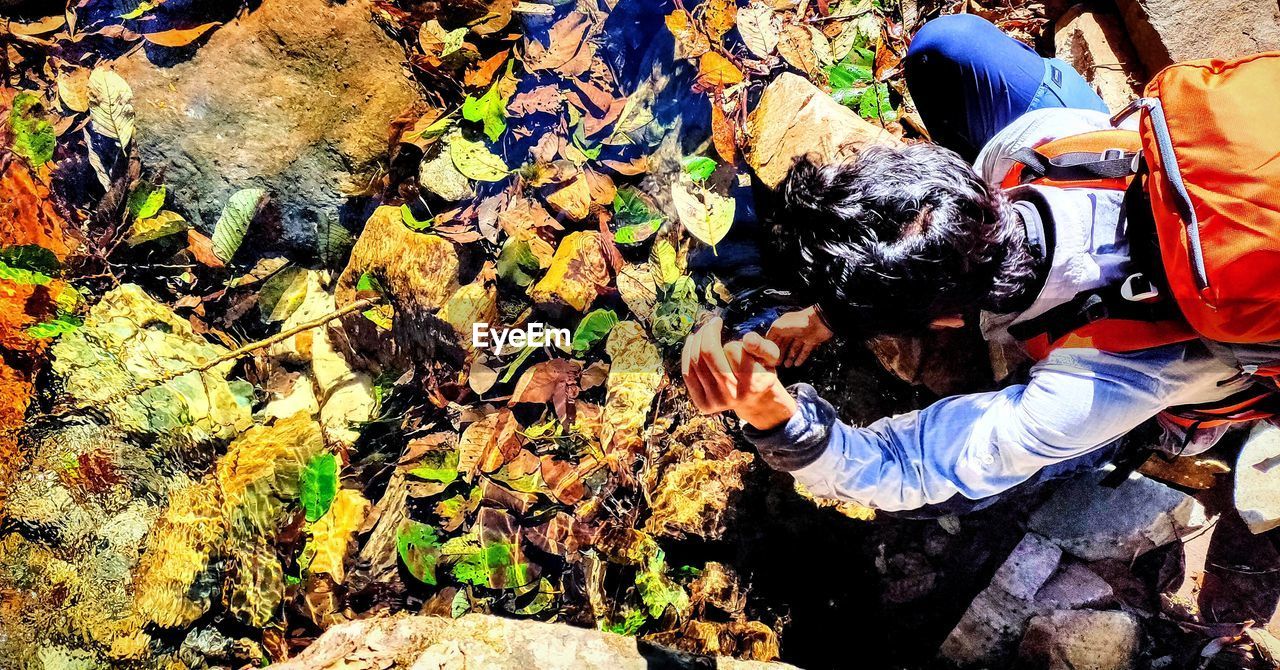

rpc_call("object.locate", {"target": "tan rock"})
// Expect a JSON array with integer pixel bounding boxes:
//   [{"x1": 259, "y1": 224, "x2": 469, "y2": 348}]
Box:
[
  {"x1": 1114, "y1": 0, "x2": 1280, "y2": 72},
  {"x1": 267, "y1": 612, "x2": 797, "y2": 670},
  {"x1": 1054, "y1": 5, "x2": 1145, "y2": 110},
  {"x1": 744, "y1": 72, "x2": 898, "y2": 189},
  {"x1": 1018, "y1": 610, "x2": 1140, "y2": 670},
  {"x1": 114, "y1": 0, "x2": 420, "y2": 251},
  {"x1": 1236, "y1": 421, "x2": 1280, "y2": 534}
]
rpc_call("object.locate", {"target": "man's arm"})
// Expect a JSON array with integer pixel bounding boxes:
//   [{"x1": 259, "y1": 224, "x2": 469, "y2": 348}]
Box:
[{"x1": 683, "y1": 319, "x2": 1241, "y2": 511}]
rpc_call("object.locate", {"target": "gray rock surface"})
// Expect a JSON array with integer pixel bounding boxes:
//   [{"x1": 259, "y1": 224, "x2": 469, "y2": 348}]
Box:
[
  {"x1": 1054, "y1": 5, "x2": 1145, "y2": 110},
  {"x1": 940, "y1": 533, "x2": 1124, "y2": 667},
  {"x1": 1236, "y1": 422, "x2": 1280, "y2": 534},
  {"x1": 1028, "y1": 470, "x2": 1210, "y2": 561},
  {"x1": 1018, "y1": 609, "x2": 1140, "y2": 670},
  {"x1": 1114, "y1": 0, "x2": 1280, "y2": 72},
  {"x1": 114, "y1": 0, "x2": 419, "y2": 252},
  {"x1": 266, "y1": 613, "x2": 797, "y2": 670}
]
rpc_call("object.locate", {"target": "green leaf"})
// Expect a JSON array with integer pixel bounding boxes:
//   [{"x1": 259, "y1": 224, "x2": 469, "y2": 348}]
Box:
[
  {"x1": 400, "y1": 204, "x2": 434, "y2": 231},
  {"x1": 635, "y1": 561, "x2": 690, "y2": 618},
  {"x1": 496, "y1": 238, "x2": 540, "y2": 287},
  {"x1": 827, "y1": 47, "x2": 874, "y2": 92},
  {"x1": 857, "y1": 81, "x2": 895, "y2": 122},
  {"x1": 612, "y1": 187, "x2": 664, "y2": 245},
  {"x1": 119, "y1": 1, "x2": 160, "y2": 19},
  {"x1": 451, "y1": 589, "x2": 471, "y2": 618},
  {"x1": 651, "y1": 240, "x2": 681, "y2": 286},
  {"x1": 316, "y1": 216, "x2": 353, "y2": 267},
  {"x1": 498, "y1": 344, "x2": 538, "y2": 384},
  {"x1": 441, "y1": 26, "x2": 468, "y2": 57},
  {"x1": 408, "y1": 450, "x2": 460, "y2": 484},
  {"x1": 452, "y1": 542, "x2": 531, "y2": 589},
  {"x1": 300, "y1": 453, "x2": 338, "y2": 523},
  {"x1": 0, "y1": 260, "x2": 53, "y2": 286},
  {"x1": 462, "y1": 80, "x2": 509, "y2": 143},
  {"x1": 571, "y1": 309, "x2": 619, "y2": 356},
  {"x1": 510, "y1": 578, "x2": 555, "y2": 616},
  {"x1": 127, "y1": 182, "x2": 166, "y2": 220},
  {"x1": 125, "y1": 210, "x2": 189, "y2": 246},
  {"x1": 449, "y1": 132, "x2": 509, "y2": 182},
  {"x1": 211, "y1": 188, "x2": 267, "y2": 263},
  {"x1": 681, "y1": 156, "x2": 717, "y2": 182},
  {"x1": 26, "y1": 314, "x2": 82, "y2": 339},
  {"x1": 9, "y1": 92, "x2": 55, "y2": 167},
  {"x1": 0, "y1": 245, "x2": 59, "y2": 274},
  {"x1": 356, "y1": 271, "x2": 384, "y2": 294},
  {"x1": 602, "y1": 609, "x2": 649, "y2": 636},
  {"x1": 397, "y1": 520, "x2": 443, "y2": 585}
]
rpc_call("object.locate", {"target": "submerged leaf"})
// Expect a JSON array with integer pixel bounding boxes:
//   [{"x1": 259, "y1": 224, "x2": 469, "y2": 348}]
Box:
[
  {"x1": 87, "y1": 67, "x2": 135, "y2": 148},
  {"x1": 397, "y1": 520, "x2": 443, "y2": 585},
  {"x1": 211, "y1": 188, "x2": 267, "y2": 263},
  {"x1": 572, "y1": 309, "x2": 619, "y2": 355},
  {"x1": 671, "y1": 178, "x2": 735, "y2": 251},
  {"x1": 9, "y1": 92, "x2": 55, "y2": 167},
  {"x1": 450, "y1": 132, "x2": 509, "y2": 182},
  {"x1": 301, "y1": 453, "x2": 339, "y2": 523}
]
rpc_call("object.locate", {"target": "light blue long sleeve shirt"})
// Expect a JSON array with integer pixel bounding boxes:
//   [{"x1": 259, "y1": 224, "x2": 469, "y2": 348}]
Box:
[{"x1": 745, "y1": 342, "x2": 1247, "y2": 511}]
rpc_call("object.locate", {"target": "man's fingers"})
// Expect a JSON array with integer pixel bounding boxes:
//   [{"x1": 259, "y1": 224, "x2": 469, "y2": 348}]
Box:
[
  {"x1": 681, "y1": 329, "x2": 696, "y2": 378},
  {"x1": 794, "y1": 342, "x2": 816, "y2": 366},
  {"x1": 742, "y1": 332, "x2": 781, "y2": 368},
  {"x1": 697, "y1": 317, "x2": 737, "y2": 388},
  {"x1": 684, "y1": 364, "x2": 712, "y2": 412}
]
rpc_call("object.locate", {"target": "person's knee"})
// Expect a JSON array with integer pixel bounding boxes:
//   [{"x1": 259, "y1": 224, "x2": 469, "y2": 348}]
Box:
[{"x1": 907, "y1": 13, "x2": 1002, "y2": 66}]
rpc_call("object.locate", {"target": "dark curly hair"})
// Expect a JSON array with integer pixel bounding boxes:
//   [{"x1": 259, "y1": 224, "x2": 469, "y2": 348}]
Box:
[{"x1": 769, "y1": 143, "x2": 1040, "y2": 337}]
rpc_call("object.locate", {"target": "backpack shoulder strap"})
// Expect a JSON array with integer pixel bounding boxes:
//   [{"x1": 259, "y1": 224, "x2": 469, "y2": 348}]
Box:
[{"x1": 1002, "y1": 129, "x2": 1143, "y2": 190}]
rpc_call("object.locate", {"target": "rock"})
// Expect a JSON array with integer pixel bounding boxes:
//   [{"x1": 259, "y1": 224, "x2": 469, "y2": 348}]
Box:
[
  {"x1": 113, "y1": 0, "x2": 419, "y2": 251},
  {"x1": 1036, "y1": 563, "x2": 1115, "y2": 610},
  {"x1": 1028, "y1": 470, "x2": 1210, "y2": 561},
  {"x1": 266, "y1": 612, "x2": 796, "y2": 670},
  {"x1": 1018, "y1": 610, "x2": 1140, "y2": 670},
  {"x1": 333, "y1": 206, "x2": 461, "y2": 368},
  {"x1": 940, "y1": 534, "x2": 1063, "y2": 666},
  {"x1": 1113, "y1": 0, "x2": 1280, "y2": 73},
  {"x1": 1054, "y1": 5, "x2": 1145, "y2": 111},
  {"x1": 1235, "y1": 422, "x2": 1280, "y2": 534},
  {"x1": 744, "y1": 72, "x2": 898, "y2": 189},
  {"x1": 50, "y1": 284, "x2": 254, "y2": 457}
]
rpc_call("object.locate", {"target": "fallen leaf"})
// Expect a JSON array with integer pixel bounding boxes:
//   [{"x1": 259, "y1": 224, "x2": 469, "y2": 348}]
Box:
[
  {"x1": 211, "y1": 188, "x2": 268, "y2": 263},
  {"x1": 523, "y1": 13, "x2": 592, "y2": 71},
  {"x1": 544, "y1": 171, "x2": 591, "y2": 221},
  {"x1": 450, "y1": 132, "x2": 509, "y2": 182},
  {"x1": 710, "y1": 98, "x2": 737, "y2": 163},
  {"x1": 704, "y1": 0, "x2": 738, "y2": 39},
  {"x1": 141, "y1": 21, "x2": 220, "y2": 47},
  {"x1": 671, "y1": 177, "x2": 735, "y2": 250},
  {"x1": 665, "y1": 10, "x2": 710, "y2": 59},
  {"x1": 87, "y1": 67, "x2": 135, "y2": 148},
  {"x1": 737, "y1": 4, "x2": 780, "y2": 58},
  {"x1": 696, "y1": 52, "x2": 744, "y2": 89}
]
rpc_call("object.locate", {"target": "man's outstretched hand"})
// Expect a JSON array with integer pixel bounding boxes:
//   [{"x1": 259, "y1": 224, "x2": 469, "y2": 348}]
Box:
[
  {"x1": 766, "y1": 306, "x2": 834, "y2": 367},
  {"x1": 681, "y1": 317, "x2": 798, "y2": 431}
]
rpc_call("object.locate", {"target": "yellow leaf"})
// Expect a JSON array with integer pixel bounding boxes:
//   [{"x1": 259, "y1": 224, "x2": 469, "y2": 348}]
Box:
[
  {"x1": 141, "y1": 21, "x2": 220, "y2": 47},
  {"x1": 449, "y1": 131, "x2": 509, "y2": 182}
]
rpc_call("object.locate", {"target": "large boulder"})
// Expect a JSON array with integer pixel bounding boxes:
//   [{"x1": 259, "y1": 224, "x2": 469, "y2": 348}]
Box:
[
  {"x1": 1113, "y1": 0, "x2": 1280, "y2": 72},
  {"x1": 114, "y1": 0, "x2": 420, "y2": 252},
  {"x1": 1235, "y1": 422, "x2": 1280, "y2": 534},
  {"x1": 1027, "y1": 470, "x2": 1211, "y2": 561},
  {"x1": 266, "y1": 612, "x2": 797, "y2": 670},
  {"x1": 1054, "y1": 5, "x2": 1145, "y2": 110}
]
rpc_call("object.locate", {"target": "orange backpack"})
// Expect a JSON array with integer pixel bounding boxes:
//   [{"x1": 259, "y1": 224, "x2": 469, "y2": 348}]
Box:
[{"x1": 1002, "y1": 51, "x2": 1280, "y2": 429}]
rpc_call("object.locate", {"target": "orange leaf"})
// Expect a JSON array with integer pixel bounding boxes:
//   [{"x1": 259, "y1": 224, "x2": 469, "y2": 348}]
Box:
[
  {"x1": 704, "y1": 0, "x2": 738, "y2": 40},
  {"x1": 696, "y1": 52, "x2": 743, "y2": 89},
  {"x1": 711, "y1": 99, "x2": 737, "y2": 164},
  {"x1": 665, "y1": 10, "x2": 710, "y2": 59},
  {"x1": 465, "y1": 49, "x2": 510, "y2": 89},
  {"x1": 142, "y1": 21, "x2": 221, "y2": 48},
  {"x1": 187, "y1": 229, "x2": 225, "y2": 268}
]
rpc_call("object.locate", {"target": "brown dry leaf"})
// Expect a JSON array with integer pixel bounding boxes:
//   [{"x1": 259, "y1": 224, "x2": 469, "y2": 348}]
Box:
[
  {"x1": 458, "y1": 414, "x2": 498, "y2": 479},
  {"x1": 523, "y1": 13, "x2": 592, "y2": 71},
  {"x1": 540, "y1": 454, "x2": 590, "y2": 504},
  {"x1": 141, "y1": 21, "x2": 221, "y2": 47},
  {"x1": 512, "y1": 359, "x2": 581, "y2": 421},
  {"x1": 478, "y1": 410, "x2": 525, "y2": 473},
  {"x1": 187, "y1": 229, "x2": 225, "y2": 268},
  {"x1": 711, "y1": 97, "x2": 737, "y2": 163},
  {"x1": 737, "y1": 3, "x2": 781, "y2": 58},
  {"x1": 469, "y1": 0, "x2": 515, "y2": 36},
  {"x1": 777, "y1": 23, "x2": 824, "y2": 76},
  {"x1": 704, "y1": 0, "x2": 739, "y2": 39},
  {"x1": 696, "y1": 52, "x2": 744, "y2": 89},
  {"x1": 508, "y1": 84, "x2": 562, "y2": 117},
  {"x1": 617, "y1": 263, "x2": 659, "y2": 322},
  {"x1": 544, "y1": 171, "x2": 592, "y2": 221},
  {"x1": 665, "y1": 10, "x2": 711, "y2": 59},
  {"x1": 584, "y1": 168, "x2": 617, "y2": 208}
]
